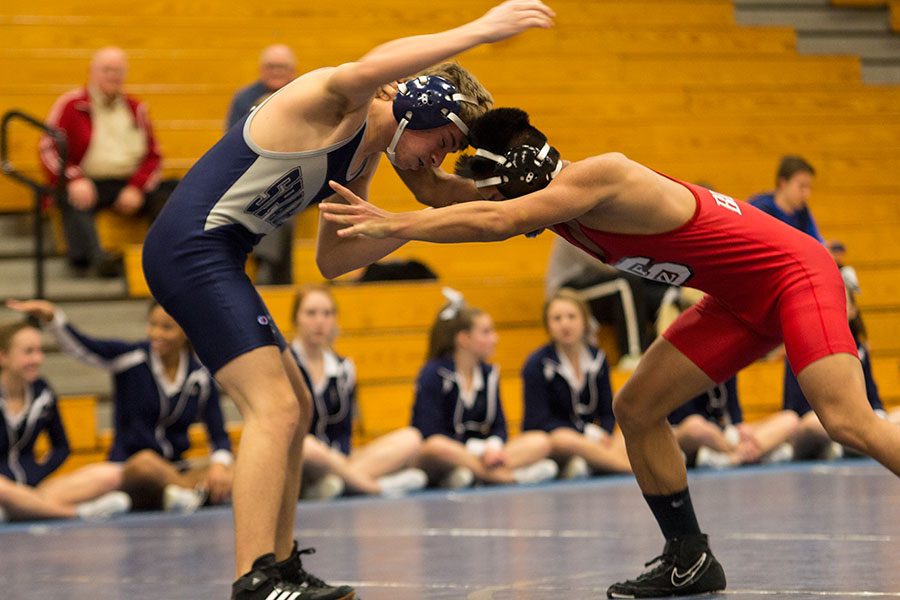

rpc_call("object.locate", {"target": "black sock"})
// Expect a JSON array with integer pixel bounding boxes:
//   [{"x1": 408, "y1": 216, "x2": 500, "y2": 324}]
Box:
[{"x1": 643, "y1": 488, "x2": 702, "y2": 540}]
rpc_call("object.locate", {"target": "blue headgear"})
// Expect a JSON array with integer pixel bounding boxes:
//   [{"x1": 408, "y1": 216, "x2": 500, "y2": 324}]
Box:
[{"x1": 386, "y1": 75, "x2": 476, "y2": 164}]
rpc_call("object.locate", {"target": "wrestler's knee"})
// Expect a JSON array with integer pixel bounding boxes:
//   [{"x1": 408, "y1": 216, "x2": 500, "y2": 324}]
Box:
[{"x1": 613, "y1": 390, "x2": 655, "y2": 433}]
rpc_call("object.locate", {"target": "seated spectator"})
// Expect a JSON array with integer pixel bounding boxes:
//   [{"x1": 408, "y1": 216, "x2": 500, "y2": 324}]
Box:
[
  {"x1": 0, "y1": 319, "x2": 129, "y2": 522},
  {"x1": 412, "y1": 289, "x2": 558, "y2": 489},
  {"x1": 39, "y1": 47, "x2": 176, "y2": 278},
  {"x1": 521, "y1": 288, "x2": 631, "y2": 478},
  {"x1": 668, "y1": 377, "x2": 798, "y2": 469},
  {"x1": 226, "y1": 44, "x2": 299, "y2": 285},
  {"x1": 748, "y1": 155, "x2": 822, "y2": 242},
  {"x1": 288, "y1": 285, "x2": 427, "y2": 500},
  {"x1": 785, "y1": 288, "x2": 885, "y2": 460},
  {"x1": 545, "y1": 236, "x2": 668, "y2": 365},
  {"x1": 7, "y1": 298, "x2": 234, "y2": 513}
]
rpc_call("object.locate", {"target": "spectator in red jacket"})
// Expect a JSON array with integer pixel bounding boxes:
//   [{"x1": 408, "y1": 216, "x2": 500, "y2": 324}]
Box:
[{"x1": 39, "y1": 47, "x2": 173, "y2": 278}]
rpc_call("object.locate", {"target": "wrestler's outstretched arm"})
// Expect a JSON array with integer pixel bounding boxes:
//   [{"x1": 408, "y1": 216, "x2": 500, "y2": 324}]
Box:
[{"x1": 320, "y1": 154, "x2": 628, "y2": 247}]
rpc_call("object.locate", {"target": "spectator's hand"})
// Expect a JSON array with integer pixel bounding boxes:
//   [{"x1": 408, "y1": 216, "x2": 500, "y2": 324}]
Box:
[
  {"x1": 5, "y1": 298, "x2": 57, "y2": 323},
  {"x1": 473, "y1": 1, "x2": 555, "y2": 44},
  {"x1": 114, "y1": 185, "x2": 145, "y2": 215},
  {"x1": 735, "y1": 439, "x2": 761, "y2": 464},
  {"x1": 204, "y1": 463, "x2": 233, "y2": 504},
  {"x1": 66, "y1": 177, "x2": 98, "y2": 210},
  {"x1": 735, "y1": 424, "x2": 762, "y2": 462},
  {"x1": 482, "y1": 447, "x2": 507, "y2": 469}
]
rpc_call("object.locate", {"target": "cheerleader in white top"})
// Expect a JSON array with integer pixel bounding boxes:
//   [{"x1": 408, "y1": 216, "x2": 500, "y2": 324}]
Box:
[
  {"x1": 521, "y1": 289, "x2": 631, "y2": 478},
  {"x1": 289, "y1": 286, "x2": 427, "y2": 499},
  {"x1": 412, "y1": 289, "x2": 558, "y2": 488},
  {"x1": 0, "y1": 319, "x2": 129, "y2": 521}
]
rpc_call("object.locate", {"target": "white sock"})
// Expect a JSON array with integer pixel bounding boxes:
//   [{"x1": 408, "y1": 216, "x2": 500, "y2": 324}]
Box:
[
  {"x1": 513, "y1": 459, "x2": 559, "y2": 484},
  {"x1": 378, "y1": 468, "x2": 428, "y2": 497},
  {"x1": 76, "y1": 491, "x2": 131, "y2": 521}
]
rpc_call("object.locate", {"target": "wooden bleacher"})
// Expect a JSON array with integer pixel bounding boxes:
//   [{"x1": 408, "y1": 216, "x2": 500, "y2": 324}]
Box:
[{"x1": 4, "y1": 0, "x2": 900, "y2": 463}]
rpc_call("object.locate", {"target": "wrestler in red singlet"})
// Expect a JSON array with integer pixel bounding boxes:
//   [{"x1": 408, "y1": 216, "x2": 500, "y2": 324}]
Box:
[{"x1": 552, "y1": 176, "x2": 857, "y2": 383}]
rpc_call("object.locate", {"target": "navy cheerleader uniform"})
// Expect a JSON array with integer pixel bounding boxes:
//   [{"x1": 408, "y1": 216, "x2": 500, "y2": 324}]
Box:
[
  {"x1": 411, "y1": 357, "x2": 507, "y2": 447},
  {"x1": 290, "y1": 342, "x2": 356, "y2": 455},
  {"x1": 49, "y1": 312, "x2": 232, "y2": 464},
  {"x1": 0, "y1": 378, "x2": 69, "y2": 486},
  {"x1": 521, "y1": 343, "x2": 614, "y2": 436}
]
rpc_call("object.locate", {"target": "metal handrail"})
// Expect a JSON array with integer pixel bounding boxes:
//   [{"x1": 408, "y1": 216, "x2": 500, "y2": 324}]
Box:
[{"x1": 0, "y1": 109, "x2": 68, "y2": 299}]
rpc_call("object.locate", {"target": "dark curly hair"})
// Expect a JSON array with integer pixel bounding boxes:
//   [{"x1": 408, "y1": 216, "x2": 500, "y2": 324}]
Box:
[{"x1": 453, "y1": 108, "x2": 548, "y2": 181}]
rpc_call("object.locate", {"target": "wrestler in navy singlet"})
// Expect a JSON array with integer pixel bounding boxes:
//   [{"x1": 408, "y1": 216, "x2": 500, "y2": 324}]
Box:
[{"x1": 143, "y1": 95, "x2": 369, "y2": 373}]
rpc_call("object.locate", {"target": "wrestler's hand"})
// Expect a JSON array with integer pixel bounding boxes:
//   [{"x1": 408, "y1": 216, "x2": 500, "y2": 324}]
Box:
[
  {"x1": 474, "y1": 0, "x2": 555, "y2": 43},
  {"x1": 5, "y1": 298, "x2": 58, "y2": 323},
  {"x1": 321, "y1": 181, "x2": 398, "y2": 239}
]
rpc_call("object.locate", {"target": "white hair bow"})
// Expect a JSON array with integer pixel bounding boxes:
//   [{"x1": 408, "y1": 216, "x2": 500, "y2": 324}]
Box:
[{"x1": 439, "y1": 287, "x2": 465, "y2": 320}]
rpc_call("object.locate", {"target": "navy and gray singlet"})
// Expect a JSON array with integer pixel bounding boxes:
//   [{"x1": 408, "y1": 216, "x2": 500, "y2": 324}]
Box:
[{"x1": 143, "y1": 99, "x2": 369, "y2": 373}]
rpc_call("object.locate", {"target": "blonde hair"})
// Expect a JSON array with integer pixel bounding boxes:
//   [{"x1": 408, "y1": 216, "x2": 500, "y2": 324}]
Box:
[
  {"x1": 543, "y1": 288, "x2": 597, "y2": 343},
  {"x1": 416, "y1": 62, "x2": 493, "y2": 129}
]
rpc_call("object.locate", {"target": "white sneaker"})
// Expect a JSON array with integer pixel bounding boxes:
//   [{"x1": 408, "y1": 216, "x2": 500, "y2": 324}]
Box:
[
  {"x1": 513, "y1": 459, "x2": 559, "y2": 484},
  {"x1": 820, "y1": 441, "x2": 845, "y2": 461},
  {"x1": 762, "y1": 442, "x2": 795, "y2": 464},
  {"x1": 76, "y1": 491, "x2": 131, "y2": 521},
  {"x1": 561, "y1": 456, "x2": 590, "y2": 480},
  {"x1": 377, "y1": 468, "x2": 428, "y2": 497},
  {"x1": 439, "y1": 466, "x2": 475, "y2": 490},
  {"x1": 163, "y1": 484, "x2": 206, "y2": 513},
  {"x1": 694, "y1": 446, "x2": 734, "y2": 470},
  {"x1": 301, "y1": 474, "x2": 345, "y2": 501}
]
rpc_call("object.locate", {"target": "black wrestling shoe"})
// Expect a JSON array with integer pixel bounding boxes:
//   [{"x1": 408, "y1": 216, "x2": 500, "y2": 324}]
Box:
[
  {"x1": 607, "y1": 534, "x2": 726, "y2": 598},
  {"x1": 275, "y1": 544, "x2": 356, "y2": 599},
  {"x1": 232, "y1": 553, "x2": 355, "y2": 600}
]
